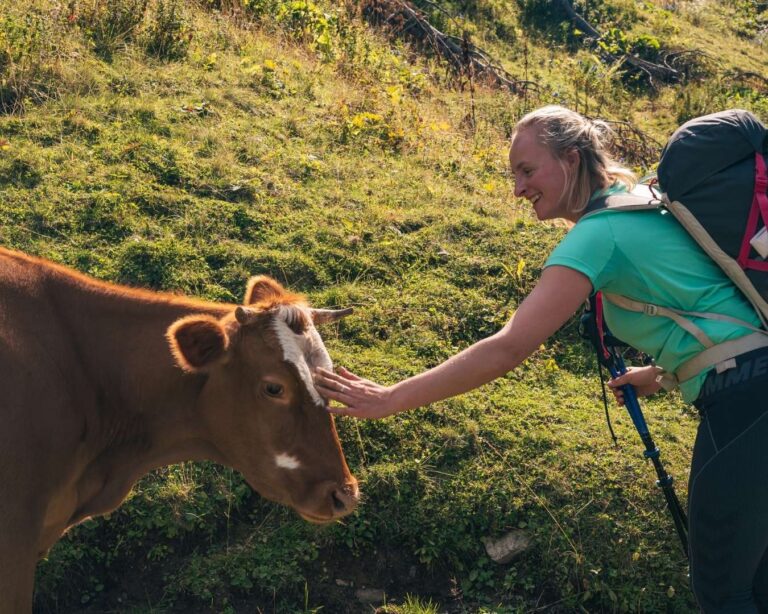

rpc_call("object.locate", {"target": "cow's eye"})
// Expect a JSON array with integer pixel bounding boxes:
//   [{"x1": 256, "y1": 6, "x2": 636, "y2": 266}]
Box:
[{"x1": 264, "y1": 382, "x2": 284, "y2": 397}]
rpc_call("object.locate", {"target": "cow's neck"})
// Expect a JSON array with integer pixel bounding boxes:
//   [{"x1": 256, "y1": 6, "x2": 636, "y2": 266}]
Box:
[{"x1": 48, "y1": 271, "x2": 233, "y2": 527}]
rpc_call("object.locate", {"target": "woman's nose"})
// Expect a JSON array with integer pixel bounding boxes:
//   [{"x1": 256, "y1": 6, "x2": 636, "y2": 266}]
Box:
[{"x1": 514, "y1": 179, "x2": 526, "y2": 198}]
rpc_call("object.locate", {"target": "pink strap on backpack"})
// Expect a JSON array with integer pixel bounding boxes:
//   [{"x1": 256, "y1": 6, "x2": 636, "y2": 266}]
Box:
[{"x1": 737, "y1": 152, "x2": 768, "y2": 272}]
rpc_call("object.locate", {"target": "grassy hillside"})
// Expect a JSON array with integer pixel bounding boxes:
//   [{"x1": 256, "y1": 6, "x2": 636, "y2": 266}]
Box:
[{"x1": 1, "y1": 0, "x2": 765, "y2": 611}]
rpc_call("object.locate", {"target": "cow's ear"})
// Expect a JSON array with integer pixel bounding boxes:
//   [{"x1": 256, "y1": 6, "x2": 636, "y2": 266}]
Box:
[
  {"x1": 244, "y1": 275, "x2": 285, "y2": 305},
  {"x1": 167, "y1": 315, "x2": 229, "y2": 372}
]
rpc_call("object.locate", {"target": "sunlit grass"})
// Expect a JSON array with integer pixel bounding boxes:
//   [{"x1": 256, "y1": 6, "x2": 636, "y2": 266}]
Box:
[{"x1": 6, "y1": 0, "x2": 762, "y2": 611}]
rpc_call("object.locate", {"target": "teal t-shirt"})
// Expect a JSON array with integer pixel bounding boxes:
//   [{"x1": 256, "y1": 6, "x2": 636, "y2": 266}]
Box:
[{"x1": 544, "y1": 206, "x2": 762, "y2": 402}]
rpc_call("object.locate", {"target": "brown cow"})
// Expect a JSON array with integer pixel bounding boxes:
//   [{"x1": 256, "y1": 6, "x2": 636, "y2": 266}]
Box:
[{"x1": 0, "y1": 247, "x2": 358, "y2": 612}]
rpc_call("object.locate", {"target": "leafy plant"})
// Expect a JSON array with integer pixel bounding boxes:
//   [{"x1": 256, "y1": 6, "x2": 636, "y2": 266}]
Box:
[
  {"x1": 144, "y1": 0, "x2": 191, "y2": 61},
  {"x1": 77, "y1": 0, "x2": 148, "y2": 60},
  {"x1": 0, "y1": 6, "x2": 68, "y2": 112},
  {"x1": 7, "y1": 0, "x2": 763, "y2": 611}
]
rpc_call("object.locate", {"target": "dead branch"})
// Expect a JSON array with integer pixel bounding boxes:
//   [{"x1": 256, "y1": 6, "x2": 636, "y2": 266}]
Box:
[
  {"x1": 553, "y1": 0, "x2": 682, "y2": 88},
  {"x1": 603, "y1": 120, "x2": 663, "y2": 169},
  {"x1": 554, "y1": 0, "x2": 600, "y2": 39},
  {"x1": 723, "y1": 69, "x2": 768, "y2": 94},
  {"x1": 357, "y1": 0, "x2": 538, "y2": 96}
]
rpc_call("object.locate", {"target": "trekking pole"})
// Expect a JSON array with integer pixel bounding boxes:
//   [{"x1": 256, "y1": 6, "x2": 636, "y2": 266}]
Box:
[
  {"x1": 580, "y1": 293, "x2": 689, "y2": 557},
  {"x1": 603, "y1": 351, "x2": 689, "y2": 555}
]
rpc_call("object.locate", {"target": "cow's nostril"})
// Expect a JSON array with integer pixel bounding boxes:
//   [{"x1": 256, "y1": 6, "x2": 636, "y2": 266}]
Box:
[{"x1": 331, "y1": 489, "x2": 347, "y2": 512}]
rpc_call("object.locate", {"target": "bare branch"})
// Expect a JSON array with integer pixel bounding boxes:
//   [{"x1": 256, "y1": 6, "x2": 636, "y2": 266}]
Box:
[
  {"x1": 553, "y1": 0, "x2": 682, "y2": 88},
  {"x1": 357, "y1": 0, "x2": 539, "y2": 96},
  {"x1": 724, "y1": 69, "x2": 768, "y2": 93},
  {"x1": 603, "y1": 120, "x2": 663, "y2": 168}
]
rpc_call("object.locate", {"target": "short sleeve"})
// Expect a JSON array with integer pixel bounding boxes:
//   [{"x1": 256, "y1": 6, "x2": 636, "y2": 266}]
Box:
[{"x1": 544, "y1": 215, "x2": 617, "y2": 291}]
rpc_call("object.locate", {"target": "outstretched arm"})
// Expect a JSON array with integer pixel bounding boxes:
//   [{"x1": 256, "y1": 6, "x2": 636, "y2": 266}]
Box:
[{"x1": 315, "y1": 265, "x2": 593, "y2": 418}]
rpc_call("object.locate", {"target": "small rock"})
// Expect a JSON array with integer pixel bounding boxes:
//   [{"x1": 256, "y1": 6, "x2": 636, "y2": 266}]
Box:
[
  {"x1": 484, "y1": 529, "x2": 532, "y2": 564},
  {"x1": 356, "y1": 587, "x2": 386, "y2": 603},
  {"x1": 335, "y1": 578, "x2": 353, "y2": 587}
]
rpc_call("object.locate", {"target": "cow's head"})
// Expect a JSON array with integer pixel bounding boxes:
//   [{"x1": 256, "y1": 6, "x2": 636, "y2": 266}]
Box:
[{"x1": 166, "y1": 276, "x2": 358, "y2": 523}]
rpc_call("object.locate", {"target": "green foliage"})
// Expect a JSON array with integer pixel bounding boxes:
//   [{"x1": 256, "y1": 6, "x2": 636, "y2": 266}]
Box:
[
  {"x1": 0, "y1": 154, "x2": 42, "y2": 188},
  {"x1": 515, "y1": 0, "x2": 573, "y2": 44},
  {"x1": 675, "y1": 77, "x2": 768, "y2": 124},
  {"x1": 598, "y1": 28, "x2": 661, "y2": 62},
  {"x1": 517, "y1": 0, "x2": 639, "y2": 45},
  {"x1": 5, "y1": 0, "x2": 764, "y2": 611},
  {"x1": 144, "y1": 0, "x2": 192, "y2": 61},
  {"x1": 77, "y1": 0, "x2": 149, "y2": 60},
  {"x1": 726, "y1": 0, "x2": 768, "y2": 39},
  {"x1": 168, "y1": 522, "x2": 320, "y2": 606},
  {"x1": 576, "y1": 0, "x2": 639, "y2": 27},
  {"x1": 382, "y1": 593, "x2": 441, "y2": 614},
  {"x1": 0, "y1": 3, "x2": 70, "y2": 112},
  {"x1": 243, "y1": 0, "x2": 340, "y2": 61},
  {"x1": 114, "y1": 237, "x2": 211, "y2": 291}
]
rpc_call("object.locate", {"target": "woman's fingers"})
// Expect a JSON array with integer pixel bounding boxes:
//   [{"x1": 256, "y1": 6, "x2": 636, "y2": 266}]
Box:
[
  {"x1": 314, "y1": 367, "x2": 395, "y2": 420},
  {"x1": 315, "y1": 368, "x2": 352, "y2": 393},
  {"x1": 315, "y1": 367, "x2": 345, "y2": 384},
  {"x1": 336, "y1": 366, "x2": 363, "y2": 381},
  {"x1": 316, "y1": 382, "x2": 353, "y2": 403},
  {"x1": 607, "y1": 373, "x2": 629, "y2": 388}
]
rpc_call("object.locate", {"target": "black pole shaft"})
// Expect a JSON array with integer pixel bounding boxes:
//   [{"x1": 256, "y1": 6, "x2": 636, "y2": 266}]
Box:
[{"x1": 639, "y1": 432, "x2": 689, "y2": 555}]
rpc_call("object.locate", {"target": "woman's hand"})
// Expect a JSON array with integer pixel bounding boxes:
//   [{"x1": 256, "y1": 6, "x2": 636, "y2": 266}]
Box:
[
  {"x1": 606, "y1": 365, "x2": 663, "y2": 406},
  {"x1": 314, "y1": 367, "x2": 401, "y2": 419}
]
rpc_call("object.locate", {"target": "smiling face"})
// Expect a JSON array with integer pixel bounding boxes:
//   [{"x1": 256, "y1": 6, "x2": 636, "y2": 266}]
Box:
[{"x1": 509, "y1": 126, "x2": 579, "y2": 222}]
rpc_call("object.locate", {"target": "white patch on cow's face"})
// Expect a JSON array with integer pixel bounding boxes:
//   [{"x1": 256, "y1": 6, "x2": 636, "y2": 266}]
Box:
[
  {"x1": 271, "y1": 306, "x2": 333, "y2": 406},
  {"x1": 275, "y1": 453, "x2": 301, "y2": 470}
]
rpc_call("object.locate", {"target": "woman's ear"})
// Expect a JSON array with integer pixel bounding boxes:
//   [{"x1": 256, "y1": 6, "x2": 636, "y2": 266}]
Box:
[{"x1": 564, "y1": 147, "x2": 580, "y2": 172}]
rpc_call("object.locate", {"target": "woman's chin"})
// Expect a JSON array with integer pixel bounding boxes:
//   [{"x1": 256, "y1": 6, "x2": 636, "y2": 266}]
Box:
[{"x1": 533, "y1": 207, "x2": 550, "y2": 221}]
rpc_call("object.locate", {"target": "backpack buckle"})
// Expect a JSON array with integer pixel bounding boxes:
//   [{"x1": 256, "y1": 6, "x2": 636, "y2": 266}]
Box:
[{"x1": 644, "y1": 304, "x2": 658, "y2": 316}]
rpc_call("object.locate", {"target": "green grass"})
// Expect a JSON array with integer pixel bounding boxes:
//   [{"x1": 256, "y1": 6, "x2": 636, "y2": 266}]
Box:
[{"x1": 1, "y1": 0, "x2": 764, "y2": 611}]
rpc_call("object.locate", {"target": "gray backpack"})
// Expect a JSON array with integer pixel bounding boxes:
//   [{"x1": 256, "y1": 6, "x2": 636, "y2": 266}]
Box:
[{"x1": 584, "y1": 109, "x2": 768, "y2": 388}]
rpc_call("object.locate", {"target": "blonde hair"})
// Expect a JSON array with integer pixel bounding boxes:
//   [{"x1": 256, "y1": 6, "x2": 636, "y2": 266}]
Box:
[{"x1": 513, "y1": 105, "x2": 636, "y2": 215}]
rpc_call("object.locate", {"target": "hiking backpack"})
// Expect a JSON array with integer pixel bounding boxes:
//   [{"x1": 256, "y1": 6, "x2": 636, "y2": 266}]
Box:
[{"x1": 583, "y1": 108, "x2": 768, "y2": 388}]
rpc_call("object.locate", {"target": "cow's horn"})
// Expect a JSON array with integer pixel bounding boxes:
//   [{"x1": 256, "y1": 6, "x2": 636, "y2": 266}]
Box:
[
  {"x1": 235, "y1": 306, "x2": 259, "y2": 325},
  {"x1": 310, "y1": 307, "x2": 354, "y2": 324}
]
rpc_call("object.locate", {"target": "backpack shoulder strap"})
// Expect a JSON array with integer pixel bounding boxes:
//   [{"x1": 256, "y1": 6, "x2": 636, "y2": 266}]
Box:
[{"x1": 581, "y1": 188, "x2": 663, "y2": 220}]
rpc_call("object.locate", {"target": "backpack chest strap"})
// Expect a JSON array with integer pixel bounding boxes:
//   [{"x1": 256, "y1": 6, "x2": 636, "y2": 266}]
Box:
[{"x1": 602, "y1": 292, "x2": 768, "y2": 386}]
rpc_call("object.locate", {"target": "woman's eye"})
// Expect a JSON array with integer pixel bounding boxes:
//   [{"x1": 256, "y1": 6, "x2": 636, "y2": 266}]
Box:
[{"x1": 265, "y1": 383, "x2": 284, "y2": 397}]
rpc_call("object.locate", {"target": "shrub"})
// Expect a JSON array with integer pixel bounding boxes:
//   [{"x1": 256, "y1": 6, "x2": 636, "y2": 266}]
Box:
[
  {"x1": 516, "y1": 0, "x2": 570, "y2": 41},
  {"x1": 144, "y1": 0, "x2": 192, "y2": 61},
  {"x1": 77, "y1": 0, "x2": 148, "y2": 60},
  {"x1": 0, "y1": 6, "x2": 67, "y2": 112}
]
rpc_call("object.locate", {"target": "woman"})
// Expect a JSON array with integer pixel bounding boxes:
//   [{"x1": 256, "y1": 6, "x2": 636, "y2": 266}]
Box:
[{"x1": 315, "y1": 105, "x2": 768, "y2": 612}]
